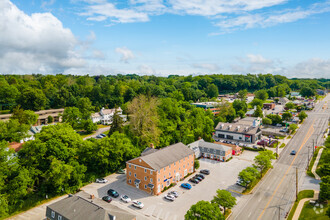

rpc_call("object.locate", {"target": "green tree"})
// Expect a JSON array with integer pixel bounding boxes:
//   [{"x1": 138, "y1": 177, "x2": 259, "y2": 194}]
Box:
[
  {"x1": 77, "y1": 97, "x2": 93, "y2": 119},
  {"x1": 282, "y1": 112, "x2": 292, "y2": 121},
  {"x1": 212, "y1": 189, "x2": 236, "y2": 215},
  {"x1": 108, "y1": 109, "x2": 124, "y2": 136},
  {"x1": 0, "y1": 119, "x2": 30, "y2": 142},
  {"x1": 285, "y1": 102, "x2": 296, "y2": 110},
  {"x1": 298, "y1": 111, "x2": 307, "y2": 122},
  {"x1": 250, "y1": 98, "x2": 264, "y2": 108},
  {"x1": 262, "y1": 117, "x2": 272, "y2": 125},
  {"x1": 254, "y1": 150, "x2": 275, "y2": 175},
  {"x1": 11, "y1": 106, "x2": 38, "y2": 126},
  {"x1": 128, "y1": 95, "x2": 160, "y2": 147},
  {"x1": 47, "y1": 115, "x2": 53, "y2": 124},
  {"x1": 238, "y1": 167, "x2": 260, "y2": 188},
  {"x1": 253, "y1": 106, "x2": 263, "y2": 117},
  {"x1": 238, "y1": 89, "x2": 248, "y2": 101},
  {"x1": 185, "y1": 200, "x2": 224, "y2": 220},
  {"x1": 83, "y1": 119, "x2": 97, "y2": 134},
  {"x1": 255, "y1": 90, "x2": 269, "y2": 101},
  {"x1": 266, "y1": 114, "x2": 282, "y2": 125},
  {"x1": 319, "y1": 176, "x2": 330, "y2": 202},
  {"x1": 206, "y1": 84, "x2": 219, "y2": 98},
  {"x1": 62, "y1": 107, "x2": 82, "y2": 129},
  {"x1": 194, "y1": 160, "x2": 200, "y2": 170},
  {"x1": 18, "y1": 88, "x2": 47, "y2": 111},
  {"x1": 289, "y1": 124, "x2": 298, "y2": 133},
  {"x1": 233, "y1": 100, "x2": 247, "y2": 113},
  {"x1": 300, "y1": 87, "x2": 315, "y2": 97}
]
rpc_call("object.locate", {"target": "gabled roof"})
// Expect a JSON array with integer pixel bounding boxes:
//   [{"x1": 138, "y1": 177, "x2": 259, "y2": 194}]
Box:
[
  {"x1": 47, "y1": 194, "x2": 112, "y2": 220},
  {"x1": 215, "y1": 122, "x2": 260, "y2": 135},
  {"x1": 141, "y1": 147, "x2": 158, "y2": 156},
  {"x1": 128, "y1": 142, "x2": 194, "y2": 170}
]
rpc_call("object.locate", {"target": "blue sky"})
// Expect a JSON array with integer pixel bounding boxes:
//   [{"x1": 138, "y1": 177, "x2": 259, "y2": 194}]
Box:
[{"x1": 1, "y1": 0, "x2": 330, "y2": 78}]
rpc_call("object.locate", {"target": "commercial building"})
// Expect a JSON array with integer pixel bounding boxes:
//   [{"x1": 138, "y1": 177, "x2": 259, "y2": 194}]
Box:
[
  {"x1": 0, "y1": 108, "x2": 64, "y2": 125},
  {"x1": 46, "y1": 191, "x2": 136, "y2": 220},
  {"x1": 263, "y1": 103, "x2": 275, "y2": 110},
  {"x1": 214, "y1": 118, "x2": 262, "y2": 143},
  {"x1": 188, "y1": 139, "x2": 232, "y2": 161},
  {"x1": 126, "y1": 143, "x2": 195, "y2": 195},
  {"x1": 191, "y1": 102, "x2": 220, "y2": 115}
]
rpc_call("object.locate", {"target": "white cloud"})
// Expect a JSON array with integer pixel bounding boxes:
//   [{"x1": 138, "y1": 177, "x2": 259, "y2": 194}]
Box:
[
  {"x1": 92, "y1": 49, "x2": 105, "y2": 59},
  {"x1": 231, "y1": 54, "x2": 275, "y2": 73},
  {"x1": 80, "y1": 2, "x2": 149, "y2": 23},
  {"x1": 138, "y1": 64, "x2": 156, "y2": 74},
  {"x1": 289, "y1": 58, "x2": 330, "y2": 78},
  {"x1": 192, "y1": 63, "x2": 220, "y2": 71},
  {"x1": 0, "y1": 0, "x2": 86, "y2": 74},
  {"x1": 115, "y1": 47, "x2": 135, "y2": 63},
  {"x1": 216, "y1": 1, "x2": 330, "y2": 32}
]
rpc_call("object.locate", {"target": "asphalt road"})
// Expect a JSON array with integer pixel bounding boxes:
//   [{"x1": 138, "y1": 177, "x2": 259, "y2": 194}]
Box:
[{"x1": 229, "y1": 95, "x2": 329, "y2": 220}]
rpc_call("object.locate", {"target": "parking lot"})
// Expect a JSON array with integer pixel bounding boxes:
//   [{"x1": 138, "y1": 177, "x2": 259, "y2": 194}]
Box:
[{"x1": 81, "y1": 150, "x2": 258, "y2": 220}]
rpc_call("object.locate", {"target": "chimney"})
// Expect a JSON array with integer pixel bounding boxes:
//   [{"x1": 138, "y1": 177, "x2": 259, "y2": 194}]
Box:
[
  {"x1": 90, "y1": 194, "x2": 95, "y2": 199},
  {"x1": 150, "y1": 143, "x2": 155, "y2": 149}
]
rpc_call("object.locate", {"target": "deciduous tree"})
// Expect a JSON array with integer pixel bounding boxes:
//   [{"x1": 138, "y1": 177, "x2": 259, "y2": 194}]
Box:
[
  {"x1": 185, "y1": 200, "x2": 224, "y2": 220},
  {"x1": 212, "y1": 189, "x2": 236, "y2": 215}
]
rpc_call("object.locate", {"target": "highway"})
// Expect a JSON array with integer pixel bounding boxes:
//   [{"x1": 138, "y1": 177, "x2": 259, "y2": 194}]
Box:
[{"x1": 230, "y1": 94, "x2": 329, "y2": 220}]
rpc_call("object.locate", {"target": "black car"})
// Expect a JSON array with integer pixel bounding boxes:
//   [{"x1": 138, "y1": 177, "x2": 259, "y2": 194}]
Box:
[
  {"x1": 290, "y1": 150, "x2": 296, "y2": 155},
  {"x1": 102, "y1": 196, "x2": 112, "y2": 203},
  {"x1": 196, "y1": 174, "x2": 205, "y2": 179},
  {"x1": 200, "y1": 169, "x2": 210, "y2": 175},
  {"x1": 107, "y1": 189, "x2": 119, "y2": 198},
  {"x1": 189, "y1": 178, "x2": 199, "y2": 184}
]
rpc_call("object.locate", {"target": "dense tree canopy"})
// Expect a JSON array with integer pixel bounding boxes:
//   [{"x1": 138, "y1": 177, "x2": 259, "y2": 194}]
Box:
[{"x1": 185, "y1": 200, "x2": 224, "y2": 220}]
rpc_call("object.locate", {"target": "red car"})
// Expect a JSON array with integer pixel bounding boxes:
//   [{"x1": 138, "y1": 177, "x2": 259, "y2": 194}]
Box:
[
  {"x1": 257, "y1": 140, "x2": 268, "y2": 146},
  {"x1": 102, "y1": 196, "x2": 112, "y2": 203}
]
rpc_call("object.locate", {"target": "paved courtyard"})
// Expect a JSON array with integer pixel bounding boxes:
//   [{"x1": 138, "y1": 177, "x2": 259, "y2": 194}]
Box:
[{"x1": 82, "y1": 150, "x2": 258, "y2": 220}]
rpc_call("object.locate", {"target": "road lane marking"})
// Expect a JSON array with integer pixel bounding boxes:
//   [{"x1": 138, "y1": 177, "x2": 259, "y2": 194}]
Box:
[{"x1": 257, "y1": 120, "x2": 315, "y2": 220}]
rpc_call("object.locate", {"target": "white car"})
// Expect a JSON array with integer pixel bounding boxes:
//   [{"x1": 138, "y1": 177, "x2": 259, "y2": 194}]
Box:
[
  {"x1": 169, "y1": 191, "x2": 179, "y2": 198},
  {"x1": 121, "y1": 195, "x2": 131, "y2": 203},
  {"x1": 95, "y1": 178, "x2": 108, "y2": 183},
  {"x1": 164, "y1": 194, "x2": 175, "y2": 201},
  {"x1": 132, "y1": 200, "x2": 144, "y2": 209}
]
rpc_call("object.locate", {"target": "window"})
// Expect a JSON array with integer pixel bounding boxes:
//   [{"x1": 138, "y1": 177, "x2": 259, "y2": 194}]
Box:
[
  {"x1": 164, "y1": 175, "x2": 165, "y2": 179},
  {"x1": 226, "y1": 135, "x2": 233, "y2": 140},
  {"x1": 150, "y1": 170, "x2": 153, "y2": 174},
  {"x1": 239, "y1": 137, "x2": 242, "y2": 140},
  {"x1": 129, "y1": 164, "x2": 131, "y2": 168},
  {"x1": 169, "y1": 164, "x2": 171, "y2": 168},
  {"x1": 169, "y1": 172, "x2": 171, "y2": 177},
  {"x1": 144, "y1": 176, "x2": 147, "y2": 181},
  {"x1": 218, "y1": 134, "x2": 225, "y2": 138},
  {"x1": 158, "y1": 170, "x2": 160, "y2": 174},
  {"x1": 179, "y1": 168, "x2": 181, "y2": 171},
  {"x1": 150, "y1": 178, "x2": 153, "y2": 183},
  {"x1": 144, "y1": 169, "x2": 147, "y2": 173},
  {"x1": 134, "y1": 173, "x2": 137, "y2": 178},
  {"x1": 144, "y1": 184, "x2": 147, "y2": 189},
  {"x1": 164, "y1": 167, "x2": 166, "y2": 171},
  {"x1": 51, "y1": 211, "x2": 55, "y2": 218},
  {"x1": 158, "y1": 178, "x2": 160, "y2": 182},
  {"x1": 58, "y1": 215, "x2": 62, "y2": 220},
  {"x1": 183, "y1": 165, "x2": 185, "y2": 168},
  {"x1": 174, "y1": 170, "x2": 176, "y2": 173},
  {"x1": 188, "y1": 162, "x2": 189, "y2": 166},
  {"x1": 129, "y1": 171, "x2": 131, "y2": 176},
  {"x1": 174, "y1": 162, "x2": 176, "y2": 165},
  {"x1": 129, "y1": 179, "x2": 132, "y2": 183},
  {"x1": 134, "y1": 166, "x2": 137, "y2": 170}
]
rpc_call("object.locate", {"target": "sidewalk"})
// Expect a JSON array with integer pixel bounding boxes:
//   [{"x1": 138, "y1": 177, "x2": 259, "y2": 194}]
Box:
[
  {"x1": 311, "y1": 148, "x2": 324, "y2": 180},
  {"x1": 292, "y1": 190, "x2": 319, "y2": 220}
]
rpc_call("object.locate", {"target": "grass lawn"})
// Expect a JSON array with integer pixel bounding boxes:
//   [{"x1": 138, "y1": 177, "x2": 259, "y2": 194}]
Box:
[
  {"x1": 287, "y1": 190, "x2": 314, "y2": 220},
  {"x1": 299, "y1": 201, "x2": 329, "y2": 220},
  {"x1": 97, "y1": 124, "x2": 109, "y2": 129},
  {"x1": 307, "y1": 148, "x2": 320, "y2": 178}
]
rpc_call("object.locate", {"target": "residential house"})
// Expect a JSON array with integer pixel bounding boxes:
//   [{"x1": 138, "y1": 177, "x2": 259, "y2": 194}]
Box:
[
  {"x1": 277, "y1": 97, "x2": 289, "y2": 105},
  {"x1": 188, "y1": 139, "x2": 232, "y2": 161},
  {"x1": 263, "y1": 103, "x2": 275, "y2": 110},
  {"x1": 126, "y1": 142, "x2": 195, "y2": 195},
  {"x1": 214, "y1": 118, "x2": 262, "y2": 143},
  {"x1": 46, "y1": 191, "x2": 136, "y2": 220},
  {"x1": 91, "y1": 107, "x2": 126, "y2": 125}
]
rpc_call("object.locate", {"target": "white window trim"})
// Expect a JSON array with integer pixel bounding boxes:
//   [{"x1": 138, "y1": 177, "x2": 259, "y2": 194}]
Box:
[
  {"x1": 51, "y1": 211, "x2": 55, "y2": 218},
  {"x1": 58, "y1": 215, "x2": 62, "y2": 220}
]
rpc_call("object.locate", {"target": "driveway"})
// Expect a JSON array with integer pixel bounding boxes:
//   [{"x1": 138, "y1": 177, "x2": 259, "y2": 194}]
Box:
[
  {"x1": 83, "y1": 126, "x2": 110, "y2": 140},
  {"x1": 82, "y1": 150, "x2": 258, "y2": 220}
]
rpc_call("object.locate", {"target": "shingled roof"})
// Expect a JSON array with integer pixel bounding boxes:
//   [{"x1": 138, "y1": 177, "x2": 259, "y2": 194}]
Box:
[
  {"x1": 128, "y1": 142, "x2": 194, "y2": 170},
  {"x1": 215, "y1": 122, "x2": 260, "y2": 135}
]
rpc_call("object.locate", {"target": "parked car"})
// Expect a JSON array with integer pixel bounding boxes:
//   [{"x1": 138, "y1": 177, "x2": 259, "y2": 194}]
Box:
[
  {"x1": 290, "y1": 150, "x2": 296, "y2": 155},
  {"x1": 107, "y1": 189, "x2": 119, "y2": 198},
  {"x1": 280, "y1": 128, "x2": 289, "y2": 133},
  {"x1": 164, "y1": 194, "x2": 175, "y2": 201},
  {"x1": 257, "y1": 140, "x2": 268, "y2": 146},
  {"x1": 102, "y1": 196, "x2": 112, "y2": 203},
  {"x1": 132, "y1": 200, "x2": 144, "y2": 209},
  {"x1": 196, "y1": 174, "x2": 205, "y2": 179},
  {"x1": 169, "y1": 191, "x2": 179, "y2": 198},
  {"x1": 236, "y1": 179, "x2": 248, "y2": 187},
  {"x1": 200, "y1": 169, "x2": 210, "y2": 175},
  {"x1": 181, "y1": 183, "x2": 192, "y2": 189},
  {"x1": 189, "y1": 178, "x2": 199, "y2": 184},
  {"x1": 276, "y1": 124, "x2": 282, "y2": 127},
  {"x1": 194, "y1": 176, "x2": 203, "y2": 181},
  {"x1": 100, "y1": 134, "x2": 107, "y2": 137},
  {"x1": 120, "y1": 195, "x2": 131, "y2": 203},
  {"x1": 116, "y1": 169, "x2": 126, "y2": 174},
  {"x1": 96, "y1": 134, "x2": 103, "y2": 139},
  {"x1": 96, "y1": 178, "x2": 108, "y2": 183}
]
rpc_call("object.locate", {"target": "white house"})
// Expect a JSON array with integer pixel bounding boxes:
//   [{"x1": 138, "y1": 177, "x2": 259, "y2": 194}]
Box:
[{"x1": 91, "y1": 107, "x2": 126, "y2": 125}]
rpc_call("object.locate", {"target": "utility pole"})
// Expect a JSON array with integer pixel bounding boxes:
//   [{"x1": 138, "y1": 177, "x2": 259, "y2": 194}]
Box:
[
  {"x1": 296, "y1": 167, "x2": 298, "y2": 201},
  {"x1": 313, "y1": 139, "x2": 315, "y2": 154},
  {"x1": 278, "y1": 206, "x2": 281, "y2": 220}
]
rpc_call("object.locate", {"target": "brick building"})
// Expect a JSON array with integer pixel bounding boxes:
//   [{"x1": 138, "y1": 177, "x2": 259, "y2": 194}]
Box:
[{"x1": 126, "y1": 143, "x2": 195, "y2": 195}]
